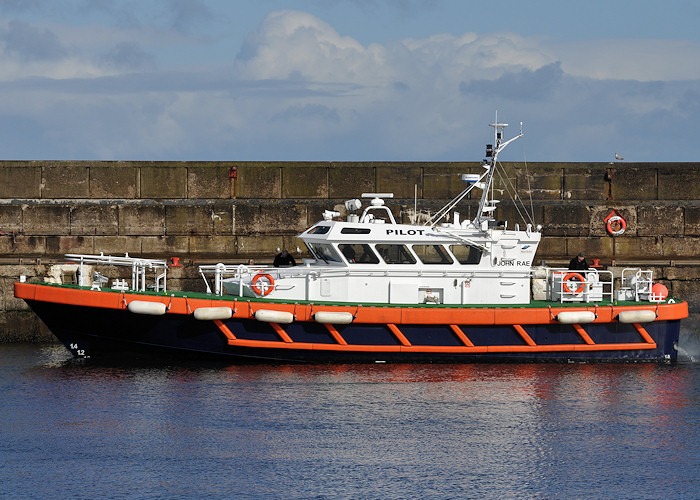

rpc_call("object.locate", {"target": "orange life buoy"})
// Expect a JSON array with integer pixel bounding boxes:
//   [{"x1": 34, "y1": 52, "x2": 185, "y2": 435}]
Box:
[
  {"x1": 563, "y1": 272, "x2": 585, "y2": 294},
  {"x1": 606, "y1": 215, "x2": 626, "y2": 236},
  {"x1": 251, "y1": 273, "x2": 275, "y2": 296}
]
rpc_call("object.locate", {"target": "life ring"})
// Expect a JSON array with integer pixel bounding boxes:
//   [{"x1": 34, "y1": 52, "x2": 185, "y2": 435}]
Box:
[
  {"x1": 251, "y1": 273, "x2": 275, "y2": 296},
  {"x1": 606, "y1": 215, "x2": 626, "y2": 236},
  {"x1": 563, "y1": 272, "x2": 585, "y2": 294}
]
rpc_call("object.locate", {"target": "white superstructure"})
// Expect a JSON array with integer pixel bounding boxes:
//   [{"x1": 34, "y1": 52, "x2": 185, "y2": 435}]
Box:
[
  {"x1": 54, "y1": 114, "x2": 669, "y2": 309},
  {"x1": 220, "y1": 115, "x2": 542, "y2": 305}
]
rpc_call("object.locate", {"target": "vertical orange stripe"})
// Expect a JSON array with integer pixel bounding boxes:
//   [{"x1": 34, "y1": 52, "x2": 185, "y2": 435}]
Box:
[
  {"x1": 572, "y1": 324, "x2": 595, "y2": 345},
  {"x1": 634, "y1": 323, "x2": 656, "y2": 345},
  {"x1": 324, "y1": 323, "x2": 348, "y2": 345},
  {"x1": 270, "y1": 322, "x2": 294, "y2": 343},
  {"x1": 449, "y1": 324, "x2": 475, "y2": 347},
  {"x1": 513, "y1": 324, "x2": 536, "y2": 346},
  {"x1": 387, "y1": 324, "x2": 411, "y2": 346},
  {"x1": 214, "y1": 319, "x2": 237, "y2": 340}
]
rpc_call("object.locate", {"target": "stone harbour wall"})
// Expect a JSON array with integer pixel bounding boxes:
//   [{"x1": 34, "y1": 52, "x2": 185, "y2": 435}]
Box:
[{"x1": 1, "y1": 160, "x2": 699, "y2": 341}]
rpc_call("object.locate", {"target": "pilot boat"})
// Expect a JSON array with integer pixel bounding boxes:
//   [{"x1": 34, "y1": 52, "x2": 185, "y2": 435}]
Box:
[{"x1": 14, "y1": 117, "x2": 688, "y2": 362}]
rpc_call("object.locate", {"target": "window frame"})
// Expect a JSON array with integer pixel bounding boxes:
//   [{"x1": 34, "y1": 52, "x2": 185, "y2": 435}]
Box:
[
  {"x1": 375, "y1": 243, "x2": 417, "y2": 265},
  {"x1": 338, "y1": 243, "x2": 380, "y2": 265},
  {"x1": 411, "y1": 244, "x2": 455, "y2": 265},
  {"x1": 449, "y1": 244, "x2": 483, "y2": 265}
]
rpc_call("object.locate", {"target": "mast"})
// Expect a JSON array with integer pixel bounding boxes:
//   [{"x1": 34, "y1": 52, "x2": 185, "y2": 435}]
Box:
[
  {"x1": 425, "y1": 112, "x2": 523, "y2": 229},
  {"x1": 473, "y1": 111, "x2": 522, "y2": 227}
]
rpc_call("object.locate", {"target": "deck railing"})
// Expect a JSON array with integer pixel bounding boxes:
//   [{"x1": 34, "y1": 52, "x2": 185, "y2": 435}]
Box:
[
  {"x1": 546, "y1": 267, "x2": 665, "y2": 303},
  {"x1": 65, "y1": 253, "x2": 168, "y2": 292},
  {"x1": 546, "y1": 268, "x2": 614, "y2": 303}
]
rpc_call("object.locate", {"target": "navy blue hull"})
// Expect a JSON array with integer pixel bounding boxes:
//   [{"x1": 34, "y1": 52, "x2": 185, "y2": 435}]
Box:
[{"x1": 27, "y1": 300, "x2": 680, "y2": 363}]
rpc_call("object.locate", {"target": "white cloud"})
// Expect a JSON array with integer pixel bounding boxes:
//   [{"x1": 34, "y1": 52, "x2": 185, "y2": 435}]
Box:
[
  {"x1": 235, "y1": 12, "x2": 555, "y2": 87},
  {"x1": 235, "y1": 11, "x2": 700, "y2": 89},
  {"x1": 1, "y1": 9, "x2": 700, "y2": 162},
  {"x1": 235, "y1": 10, "x2": 390, "y2": 85},
  {"x1": 225, "y1": 10, "x2": 700, "y2": 161},
  {"x1": 550, "y1": 39, "x2": 700, "y2": 81}
]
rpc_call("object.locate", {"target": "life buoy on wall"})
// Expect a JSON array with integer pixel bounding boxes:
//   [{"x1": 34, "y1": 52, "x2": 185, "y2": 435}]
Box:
[
  {"x1": 604, "y1": 209, "x2": 627, "y2": 236},
  {"x1": 562, "y1": 272, "x2": 586, "y2": 294},
  {"x1": 606, "y1": 215, "x2": 626, "y2": 236},
  {"x1": 251, "y1": 273, "x2": 275, "y2": 296}
]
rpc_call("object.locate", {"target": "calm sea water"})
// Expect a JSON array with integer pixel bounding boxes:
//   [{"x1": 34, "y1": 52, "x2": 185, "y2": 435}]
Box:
[{"x1": 2, "y1": 334, "x2": 700, "y2": 499}]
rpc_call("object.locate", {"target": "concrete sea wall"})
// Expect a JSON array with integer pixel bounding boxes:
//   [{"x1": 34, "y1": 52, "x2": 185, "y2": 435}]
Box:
[{"x1": 1, "y1": 160, "x2": 699, "y2": 341}]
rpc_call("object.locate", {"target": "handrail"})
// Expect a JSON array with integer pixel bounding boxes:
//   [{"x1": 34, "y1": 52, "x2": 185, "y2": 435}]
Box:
[
  {"x1": 621, "y1": 268, "x2": 655, "y2": 301},
  {"x1": 546, "y1": 268, "x2": 614, "y2": 303},
  {"x1": 65, "y1": 253, "x2": 168, "y2": 292},
  {"x1": 545, "y1": 267, "x2": 663, "y2": 304}
]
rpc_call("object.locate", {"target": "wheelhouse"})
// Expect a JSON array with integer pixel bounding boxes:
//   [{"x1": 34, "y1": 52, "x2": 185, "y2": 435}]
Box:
[{"x1": 301, "y1": 222, "x2": 485, "y2": 268}]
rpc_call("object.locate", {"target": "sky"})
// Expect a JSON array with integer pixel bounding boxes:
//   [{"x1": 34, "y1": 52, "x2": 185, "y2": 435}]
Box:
[{"x1": 1, "y1": 0, "x2": 699, "y2": 162}]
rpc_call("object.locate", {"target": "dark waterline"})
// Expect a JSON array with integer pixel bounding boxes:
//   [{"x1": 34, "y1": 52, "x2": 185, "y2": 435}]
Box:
[{"x1": 2, "y1": 342, "x2": 700, "y2": 499}]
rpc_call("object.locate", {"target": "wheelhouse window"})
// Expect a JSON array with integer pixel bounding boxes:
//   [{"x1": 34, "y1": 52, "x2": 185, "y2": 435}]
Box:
[
  {"x1": 375, "y1": 244, "x2": 416, "y2": 264},
  {"x1": 307, "y1": 243, "x2": 342, "y2": 263},
  {"x1": 449, "y1": 244, "x2": 483, "y2": 265},
  {"x1": 412, "y1": 244, "x2": 454, "y2": 265},
  {"x1": 307, "y1": 225, "x2": 330, "y2": 235},
  {"x1": 340, "y1": 227, "x2": 371, "y2": 234},
  {"x1": 338, "y1": 244, "x2": 380, "y2": 264}
]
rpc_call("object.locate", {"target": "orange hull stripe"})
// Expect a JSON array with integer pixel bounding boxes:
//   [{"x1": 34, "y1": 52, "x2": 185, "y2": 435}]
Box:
[
  {"x1": 225, "y1": 338, "x2": 657, "y2": 353},
  {"x1": 513, "y1": 324, "x2": 536, "y2": 346},
  {"x1": 324, "y1": 323, "x2": 348, "y2": 345},
  {"x1": 449, "y1": 324, "x2": 474, "y2": 347},
  {"x1": 214, "y1": 319, "x2": 237, "y2": 340},
  {"x1": 573, "y1": 324, "x2": 596, "y2": 345},
  {"x1": 634, "y1": 323, "x2": 655, "y2": 344},
  {"x1": 387, "y1": 323, "x2": 411, "y2": 346},
  {"x1": 270, "y1": 322, "x2": 293, "y2": 343}
]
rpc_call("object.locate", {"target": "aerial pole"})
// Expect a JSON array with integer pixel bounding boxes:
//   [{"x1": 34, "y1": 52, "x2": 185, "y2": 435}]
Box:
[{"x1": 473, "y1": 111, "x2": 523, "y2": 227}]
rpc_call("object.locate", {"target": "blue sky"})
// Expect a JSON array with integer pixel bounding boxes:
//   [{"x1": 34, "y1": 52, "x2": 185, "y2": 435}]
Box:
[{"x1": 1, "y1": 0, "x2": 699, "y2": 162}]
